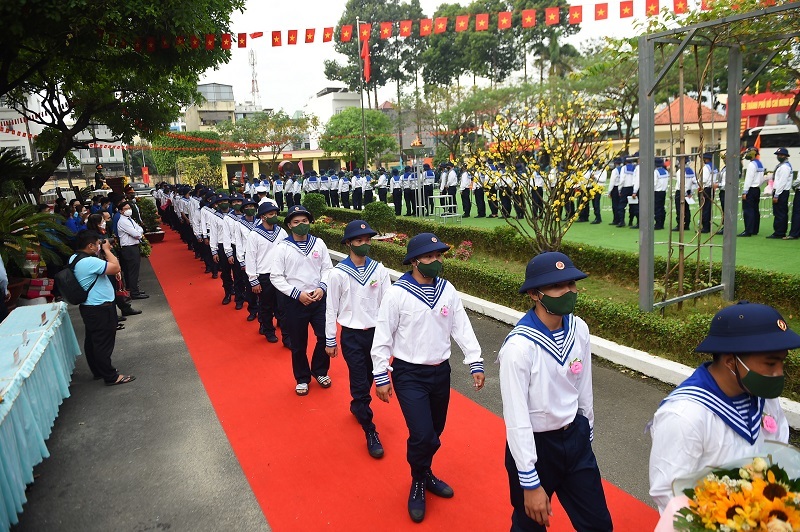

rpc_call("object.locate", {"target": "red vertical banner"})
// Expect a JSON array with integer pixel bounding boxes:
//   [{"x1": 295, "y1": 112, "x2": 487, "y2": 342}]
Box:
[
  {"x1": 134, "y1": 38, "x2": 142, "y2": 52},
  {"x1": 620, "y1": 1, "x2": 634, "y2": 17},
  {"x1": 475, "y1": 13, "x2": 489, "y2": 31},
  {"x1": 205, "y1": 34, "x2": 215, "y2": 50},
  {"x1": 160, "y1": 36, "x2": 170, "y2": 49},
  {"x1": 420, "y1": 18, "x2": 432, "y2": 36},
  {"x1": 361, "y1": 38, "x2": 371, "y2": 83},
  {"x1": 646, "y1": 0, "x2": 660, "y2": 15},
  {"x1": 497, "y1": 11, "x2": 512, "y2": 29},
  {"x1": 700, "y1": 0, "x2": 712, "y2": 10},
  {"x1": 176, "y1": 35, "x2": 186, "y2": 47},
  {"x1": 545, "y1": 7, "x2": 560, "y2": 25},
  {"x1": 380, "y1": 22, "x2": 393, "y2": 39},
  {"x1": 399, "y1": 20, "x2": 412, "y2": 36},
  {"x1": 287, "y1": 30, "x2": 298, "y2": 44},
  {"x1": 146, "y1": 37, "x2": 156, "y2": 53},
  {"x1": 237, "y1": 33, "x2": 247, "y2": 48},
  {"x1": 221, "y1": 34, "x2": 232, "y2": 49},
  {"x1": 190, "y1": 35, "x2": 200, "y2": 49},
  {"x1": 305, "y1": 29, "x2": 315, "y2": 43},
  {"x1": 673, "y1": 0, "x2": 688, "y2": 13},
  {"x1": 340, "y1": 25, "x2": 353, "y2": 42},
  {"x1": 272, "y1": 31, "x2": 282, "y2": 46},
  {"x1": 455, "y1": 15, "x2": 470, "y2": 31},
  {"x1": 569, "y1": 5, "x2": 583, "y2": 23},
  {"x1": 323, "y1": 27, "x2": 334, "y2": 42},
  {"x1": 142, "y1": 167, "x2": 150, "y2": 185},
  {"x1": 594, "y1": 3, "x2": 609, "y2": 19},
  {"x1": 434, "y1": 17, "x2": 448, "y2": 33},
  {"x1": 359, "y1": 23, "x2": 371, "y2": 41},
  {"x1": 521, "y1": 10, "x2": 536, "y2": 27}
]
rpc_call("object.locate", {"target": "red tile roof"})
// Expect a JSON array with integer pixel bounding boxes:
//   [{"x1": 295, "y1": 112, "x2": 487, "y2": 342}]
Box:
[{"x1": 654, "y1": 95, "x2": 726, "y2": 125}]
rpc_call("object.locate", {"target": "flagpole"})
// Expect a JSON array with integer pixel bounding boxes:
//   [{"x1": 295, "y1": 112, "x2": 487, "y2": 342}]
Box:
[{"x1": 355, "y1": 17, "x2": 369, "y2": 171}]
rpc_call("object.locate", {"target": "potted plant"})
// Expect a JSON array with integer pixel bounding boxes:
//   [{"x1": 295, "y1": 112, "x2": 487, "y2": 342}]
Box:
[{"x1": 137, "y1": 196, "x2": 165, "y2": 244}]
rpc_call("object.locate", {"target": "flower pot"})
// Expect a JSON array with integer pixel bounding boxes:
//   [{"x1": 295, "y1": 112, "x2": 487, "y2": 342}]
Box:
[{"x1": 145, "y1": 231, "x2": 165, "y2": 243}]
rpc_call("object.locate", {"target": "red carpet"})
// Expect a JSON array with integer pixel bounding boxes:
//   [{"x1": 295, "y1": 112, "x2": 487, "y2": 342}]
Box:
[{"x1": 149, "y1": 233, "x2": 659, "y2": 531}]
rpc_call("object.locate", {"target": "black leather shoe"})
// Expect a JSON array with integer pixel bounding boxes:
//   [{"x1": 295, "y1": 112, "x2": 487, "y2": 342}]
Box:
[
  {"x1": 282, "y1": 338, "x2": 292, "y2": 350},
  {"x1": 366, "y1": 431, "x2": 384, "y2": 459},
  {"x1": 211, "y1": 273, "x2": 218, "y2": 279},
  {"x1": 738, "y1": 232, "x2": 752, "y2": 237},
  {"x1": 766, "y1": 234, "x2": 782, "y2": 239},
  {"x1": 117, "y1": 316, "x2": 127, "y2": 322},
  {"x1": 246, "y1": 312, "x2": 258, "y2": 322},
  {"x1": 265, "y1": 333, "x2": 279, "y2": 343},
  {"x1": 616, "y1": 223, "x2": 626, "y2": 228},
  {"x1": 590, "y1": 219, "x2": 601, "y2": 224},
  {"x1": 222, "y1": 294, "x2": 232, "y2": 305},
  {"x1": 425, "y1": 470, "x2": 454, "y2": 498},
  {"x1": 235, "y1": 301, "x2": 244, "y2": 310},
  {"x1": 131, "y1": 293, "x2": 149, "y2": 300},
  {"x1": 784, "y1": 236, "x2": 798, "y2": 240},
  {"x1": 408, "y1": 480, "x2": 426, "y2": 523},
  {"x1": 122, "y1": 308, "x2": 142, "y2": 316},
  {"x1": 630, "y1": 224, "x2": 639, "y2": 229}
]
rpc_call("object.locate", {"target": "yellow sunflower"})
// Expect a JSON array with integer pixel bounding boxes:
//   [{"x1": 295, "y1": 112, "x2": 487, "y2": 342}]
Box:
[
  {"x1": 752, "y1": 471, "x2": 793, "y2": 502},
  {"x1": 759, "y1": 497, "x2": 800, "y2": 529}
]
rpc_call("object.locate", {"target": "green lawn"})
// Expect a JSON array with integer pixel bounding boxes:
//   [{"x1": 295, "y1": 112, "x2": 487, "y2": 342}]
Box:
[{"x1": 427, "y1": 194, "x2": 800, "y2": 276}]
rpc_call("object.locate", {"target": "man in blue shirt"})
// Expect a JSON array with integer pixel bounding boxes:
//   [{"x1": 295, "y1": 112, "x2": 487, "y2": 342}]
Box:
[{"x1": 71, "y1": 230, "x2": 135, "y2": 386}]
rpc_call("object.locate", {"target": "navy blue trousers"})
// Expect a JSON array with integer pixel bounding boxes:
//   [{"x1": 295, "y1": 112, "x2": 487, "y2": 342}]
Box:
[
  {"x1": 790, "y1": 190, "x2": 800, "y2": 238},
  {"x1": 216, "y1": 244, "x2": 233, "y2": 295},
  {"x1": 280, "y1": 294, "x2": 328, "y2": 384},
  {"x1": 772, "y1": 190, "x2": 790, "y2": 237},
  {"x1": 256, "y1": 274, "x2": 281, "y2": 336},
  {"x1": 231, "y1": 245, "x2": 246, "y2": 302},
  {"x1": 504, "y1": 415, "x2": 612, "y2": 532},
  {"x1": 340, "y1": 327, "x2": 376, "y2": 433},
  {"x1": 742, "y1": 186, "x2": 761, "y2": 235},
  {"x1": 392, "y1": 358, "x2": 450, "y2": 479}
]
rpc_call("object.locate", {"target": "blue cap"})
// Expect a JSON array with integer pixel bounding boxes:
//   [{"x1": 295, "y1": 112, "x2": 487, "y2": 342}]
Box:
[
  {"x1": 241, "y1": 199, "x2": 258, "y2": 208},
  {"x1": 655, "y1": 157, "x2": 664, "y2": 167},
  {"x1": 613, "y1": 157, "x2": 623, "y2": 164},
  {"x1": 328, "y1": 169, "x2": 335, "y2": 175},
  {"x1": 230, "y1": 193, "x2": 245, "y2": 201},
  {"x1": 695, "y1": 302, "x2": 800, "y2": 354},
  {"x1": 402, "y1": 233, "x2": 450, "y2": 265},
  {"x1": 392, "y1": 168, "x2": 399, "y2": 176},
  {"x1": 775, "y1": 147, "x2": 790, "y2": 157},
  {"x1": 703, "y1": 152, "x2": 714, "y2": 160},
  {"x1": 341, "y1": 220, "x2": 378, "y2": 244},
  {"x1": 338, "y1": 170, "x2": 346, "y2": 177},
  {"x1": 257, "y1": 201, "x2": 279, "y2": 216},
  {"x1": 212, "y1": 194, "x2": 231, "y2": 204},
  {"x1": 285, "y1": 204, "x2": 314, "y2": 224},
  {"x1": 518, "y1": 252, "x2": 587, "y2": 294}
]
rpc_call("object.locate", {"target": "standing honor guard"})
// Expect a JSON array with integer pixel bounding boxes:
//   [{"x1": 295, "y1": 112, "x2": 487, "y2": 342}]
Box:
[
  {"x1": 767, "y1": 147, "x2": 792, "y2": 239},
  {"x1": 649, "y1": 302, "x2": 799, "y2": 512},
  {"x1": 246, "y1": 201, "x2": 289, "y2": 345},
  {"x1": 390, "y1": 168, "x2": 403, "y2": 215},
  {"x1": 234, "y1": 199, "x2": 259, "y2": 316},
  {"x1": 284, "y1": 172, "x2": 295, "y2": 210},
  {"x1": 739, "y1": 147, "x2": 765, "y2": 237},
  {"x1": 699, "y1": 152, "x2": 717, "y2": 233},
  {"x1": 473, "y1": 169, "x2": 487, "y2": 218},
  {"x1": 338, "y1": 170, "x2": 352, "y2": 209},
  {"x1": 329, "y1": 170, "x2": 340, "y2": 208},
  {"x1": 459, "y1": 166, "x2": 473, "y2": 218},
  {"x1": 371, "y1": 233, "x2": 484, "y2": 523},
  {"x1": 209, "y1": 194, "x2": 235, "y2": 305},
  {"x1": 270, "y1": 205, "x2": 333, "y2": 396},
  {"x1": 363, "y1": 170, "x2": 375, "y2": 205},
  {"x1": 608, "y1": 157, "x2": 623, "y2": 226},
  {"x1": 351, "y1": 169, "x2": 364, "y2": 210},
  {"x1": 402, "y1": 166, "x2": 414, "y2": 216},
  {"x1": 376, "y1": 167, "x2": 389, "y2": 203},
  {"x1": 325, "y1": 220, "x2": 391, "y2": 459},
  {"x1": 422, "y1": 163, "x2": 436, "y2": 214},
  {"x1": 498, "y1": 251, "x2": 612, "y2": 532},
  {"x1": 320, "y1": 170, "x2": 332, "y2": 206},
  {"x1": 674, "y1": 157, "x2": 698, "y2": 232},
  {"x1": 653, "y1": 158, "x2": 669, "y2": 230},
  {"x1": 272, "y1": 173, "x2": 285, "y2": 212}
]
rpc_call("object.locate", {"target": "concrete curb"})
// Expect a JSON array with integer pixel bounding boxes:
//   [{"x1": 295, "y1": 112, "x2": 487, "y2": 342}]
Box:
[{"x1": 329, "y1": 251, "x2": 800, "y2": 429}]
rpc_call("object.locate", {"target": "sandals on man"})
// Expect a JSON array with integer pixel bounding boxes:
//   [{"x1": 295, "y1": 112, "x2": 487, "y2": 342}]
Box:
[
  {"x1": 106, "y1": 374, "x2": 136, "y2": 386},
  {"x1": 295, "y1": 383, "x2": 309, "y2": 396},
  {"x1": 315, "y1": 375, "x2": 332, "y2": 389}
]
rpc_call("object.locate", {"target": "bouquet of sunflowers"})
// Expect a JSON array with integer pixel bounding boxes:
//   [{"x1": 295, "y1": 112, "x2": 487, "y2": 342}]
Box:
[{"x1": 674, "y1": 455, "x2": 800, "y2": 531}]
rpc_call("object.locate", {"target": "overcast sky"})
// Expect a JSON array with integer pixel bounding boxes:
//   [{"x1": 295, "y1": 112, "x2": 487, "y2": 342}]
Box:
[{"x1": 198, "y1": 0, "x2": 641, "y2": 114}]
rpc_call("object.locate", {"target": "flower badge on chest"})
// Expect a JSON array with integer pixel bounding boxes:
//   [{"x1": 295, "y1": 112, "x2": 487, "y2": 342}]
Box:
[
  {"x1": 569, "y1": 358, "x2": 583, "y2": 375},
  {"x1": 762, "y1": 413, "x2": 778, "y2": 434},
  {"x1": 312, "y1": 251, "x2": 320, "y2": 259},
  {"x1": 369, "y1": 279, "x2": 378, "y2": 288},
  {"x1": 440, "y1": 305, "x2": 449, "y2": 317}
]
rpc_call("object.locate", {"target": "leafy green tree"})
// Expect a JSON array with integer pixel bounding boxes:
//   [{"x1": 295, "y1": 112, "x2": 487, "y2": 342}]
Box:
[
  {"x1": 176, "y1": 155, "x2": 222, "y2": 189},
  {"x1": 420, "y1": 3, "x2": 470, "y2": 87},
  {"x1": 319, "y1": 107, "x2": 398, "y2": 169},
  {"x1": 150, "y1": 131, "x2": 222, "y2": 176},
  {"x1": 512, "y1": 0, "x2": 581, "y2": 84}
]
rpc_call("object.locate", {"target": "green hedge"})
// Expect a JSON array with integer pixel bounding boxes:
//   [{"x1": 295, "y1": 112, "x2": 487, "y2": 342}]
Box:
[{"x1": 322, "y1": 208, "x2": 800, "y2": 314}]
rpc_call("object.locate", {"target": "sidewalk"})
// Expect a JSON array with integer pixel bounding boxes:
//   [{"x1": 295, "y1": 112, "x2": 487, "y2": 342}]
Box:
[{"x1": 11, "y1": 258, "x2": 269, "y2": 532}]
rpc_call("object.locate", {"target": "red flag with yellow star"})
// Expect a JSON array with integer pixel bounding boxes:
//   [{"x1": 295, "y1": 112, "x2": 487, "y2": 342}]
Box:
[
  {"x1": 475, "y1": 13, "x2": 489, "y2": 31},
  {"x1": 646, "y1": 0, "x2": 659, "y2": 15},
  {"x1": 380, "y1": 22, "x2": 393, "y2": 39},
  {"x1": 455, "y1": 15, "x2": 470, "y2": 31},
  {"x1": 545, "y1": 7, "x2": 560, "y2": 25},
  {"x1": 340, "y1": 25, "x2": 353, "y2": 42},
  {"x1": 595, "y1": 3, "x2": 609, "y2": 19},
  {"x1": 287, "y1": 30, "x2": 298, "y2": 45},
  {"x1": 161, "y1": 36, "x2": 170, "y2": 49},
  {"x1": 620, "y1": 1, "x2": 634, "y2": 17},
  {"x1": 305, "y1": 29, "x2": 315, "y2": 43},
  {"x1": 323, "y1": 27, "x2": 333, "y2": 42},
  {"x1": 176, "y1": 35, "x2": 186, "y2": 47},
  {"x1": 359, "y1": 23, "x2": 371, "y2": 41},
  {"x1": 434, "y1": 17, "x2": 447, "y2": 33},
  {"x1": 673, "y1": 0, "x2": 687, "y2": 13},
  {"x1": 237, "y1": 33, "x2": 246, "y2": 48},
  {"x1": 521, "y1": 9, "x2": 536, "y2": 27},
  {"x1": 205, "y1": 34, "x2": 215, "y2": 50},
  {"x1": 569, "y1": 5, "x2": 583, "y2": 23},
  {"x1": 146, "y1": 37, "x2": 156, "y2": 53},
  {"x1": 190, "y1": 35, "x2": 200, "y2": 49},
  {"x1": 250, "y1": 32, "x2": 263, "y2": 39},
  {"x1": 498, "y1": 11, "x2": 512, "y2": 30},
  {"x1": 271, "y1": 31, "x2": 281, "y2": 47},
  {"x1": 399, "y1": 20, "x2": 412, "y2": 36},
  {"x1": 420, "y1": 19, "x2": 432, "y2": 36},
  {"x1": 221, "y1": 34, "x2": 232, "y2": 50}
]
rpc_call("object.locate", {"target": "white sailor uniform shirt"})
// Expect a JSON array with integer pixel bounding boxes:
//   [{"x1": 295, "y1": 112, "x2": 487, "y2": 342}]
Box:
[
  {"x1": 459, "y1": 171, "x2": 472, "y2": 191},
  {"x1": 190, "y1": 197, "x2": 203, "y2": 238},
  {"x1": 648, "y1": 362, "x2": 788, "y2": 512},
  {"x1": 773, "y1": 160, "x2": 793, "y2": 196},
  {"x1": 338, "y1": 177, "x2": 351, "y2": 193},
  {"x1": 609, "y1": 166, "x2": 622, "y2": 190},
  {"x1": 376, "y1": 172, "x2": 388, "y2": 190},
  {"x1": 245, "y1": 224, "x2": 287, "y2": 286},
  {"x1": 676, "y1": 169, "x2": 699, "y2": 196},
  {"x1": 208, "y1": 210, "x2": 233, "y2": 258},
  {"x1": 328, "y1": 175, "x2": 339, "y2": 192},
  {"x1": 701, "y1": 162, "x2": 718, "y2": 188},
  {"x1": 234, "y1": 216, "x2": 259, "y2": 266},
  {"x1": 654, "y1": 167, "x2": 669, "y2": 192},
  {"x1": 370, "y1": 273, "x2": 483, "y2": 387},
  {"x1": 270, "y1": 235, "x2": 333, "y2": 300},
  {"x1": 743, "y1": 159, "x2": 765, "y2": 190},
  {"x1": 390, "y1": 174, "x2": 402, "y2": 192},
  {"x1": 324, "y1": 257, "x2": 390, "y2": 347},
  {"x1": 498, "y1": 311, "x2": 594, "y2": 491}
]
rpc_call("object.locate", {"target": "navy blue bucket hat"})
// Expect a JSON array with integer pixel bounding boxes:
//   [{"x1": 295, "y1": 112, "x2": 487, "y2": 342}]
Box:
[
  {"x1": 775, "y1": 147, "x2": 790, "y2": 157},
  {"x1": 519, "y1": 251, "x2": 587, "y2": 294},
  {"x1": 257, "y1": 201, "x2": 279, "y2": 216},
  {"x1": 285, "y1": 204, "x2": 314, "y2": 224},
  {"x1": 695, "y1": 301, "x2": 800, "y2": 354},
  {"x1": 403, "y1": 233, "x2": 450, "y2": 265},
  {"x1": 341, "y1": 220, "x2": 377, "y2": 244},
  {"x1": 212, "y1": 194, "x2": 231, "y2": 205}
]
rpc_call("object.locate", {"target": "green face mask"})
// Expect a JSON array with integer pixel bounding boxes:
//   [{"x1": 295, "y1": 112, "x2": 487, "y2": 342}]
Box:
[
  {"x1": 538, "y1": 290, "x2": 577, "y2": 316},
  {"x1": 735, "y1": 357, "x2": 785, "y2": 399},
  {"x1": 232, "y1": 203, "x2": 242, "y2": 212},
  {"x1": 350, "y1": 243, "x2": 371, "y2": 257},
  {"x1": 292, "y1": 222, "x2": 310, "y2": 236},
  {"x1": 218, "y1": 202, "x2": 229, "y2": 211},
  {"x1": 243, "y1": 208, "x2": 256, "y2": 217},
  {"x1": 416, "y1": 260, "x2": 443, "y2": 279},
  {"x1": 263, "y1": 215, "x2": 278, "y2": 225}
]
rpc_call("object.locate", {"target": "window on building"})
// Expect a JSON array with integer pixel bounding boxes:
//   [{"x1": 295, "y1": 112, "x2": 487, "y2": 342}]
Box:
[{"x1": 109, "y1": 148, "x2": 115, "y2": 157}]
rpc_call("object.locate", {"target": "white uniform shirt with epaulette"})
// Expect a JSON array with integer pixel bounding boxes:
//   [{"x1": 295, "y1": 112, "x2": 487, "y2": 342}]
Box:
[
  {"x1": 338, "y1": 176, "x2": 351, "y2": 193},
  {"x1": 329, "y1": 174, "x2": 339, "y2": 192},
  {"x1": 245, "y1": 223, "x2": 287, "y2": 285},
  {"x1": 648, "y1": 362, "x2": 789, "y2": 512},
  {"x1": 320, "y1": 175, "x2": 330, "y2": 192},
  {"x1": 189, "y1": 197, "x2": 203, "y2": 238},
  {"x1": 200, "y1": 205, "x2": 215, "y2": 239},
  {"x1": 460, "y1": 171, "x2": 472, "y2": 191},
  {"x1": 773, "y1": 160, "x2": 793, "y2": 196},
  {"x1": 654, "y1": 167, "x2": 669, "y2": 192},
  {"x1": 702, "y1": 161, "x2": 718, "y2": 188},
  {"x1": 270, "y1": 235, "x2": 333, "y2": 300},
  {"x1": 498, "y1": 311, "x2": 595, "y2": 491},
  {"x1": 364, "y1": 175, "x2": 374, "y2": 191},
  {"x1": 390, "y1": 173, "x2": 402, "y2": 192},
  {"x1": 208, "y1": 209, "x2": 234, "y2": 258},
  {"x1": 376, "y1": 172, "x2": 388, "y2": 190},
  {"x1": 325, "y1": 257, "x2": 391, "y2": 348},
  {"x1": 676, "y1": 168, "x2": 699, "y2": 196},
  {"x1": 370, "y1": 273, "x2": 483, "y2": 388},
  {"x1": 609, "y1": 165, "x2": 622, "y2": 189},
  {"x1": 303, "y1": 176, "x2": 320, "y2": 193},
  {"x1": 743, "y1": 159, "x2": 765, "y2": 190},
  {"x1": 423, "y1": 170, "x2": 435, "y2": 186},
  {"x1": 234, "y1": 215, "x2": 259, "y2": 266}
]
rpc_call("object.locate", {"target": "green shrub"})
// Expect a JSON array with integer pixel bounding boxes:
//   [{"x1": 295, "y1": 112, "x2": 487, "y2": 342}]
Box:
[
  {"x1": 303, "y1": 193, "x2": 327, "y2": 220},
  {"x1": 362, "y1": 201, "x2": 396, "y2": 235}
]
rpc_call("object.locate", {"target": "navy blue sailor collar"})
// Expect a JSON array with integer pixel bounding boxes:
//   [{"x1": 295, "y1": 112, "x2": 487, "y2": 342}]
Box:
[
  {"x1": 336, "y1": 256, "x2": 378, "y2": 286},
  {"x1": 503, "y1": 308, "x2": 576, "y2": 366},
  {"x1": 394, "y1": 271, "x2": 447, "y2": 309}
]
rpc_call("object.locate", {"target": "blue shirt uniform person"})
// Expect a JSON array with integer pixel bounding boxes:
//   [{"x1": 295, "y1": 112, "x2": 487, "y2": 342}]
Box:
[
  {"x1": 72, "y1": 231, "x2": 135, "y2": 386},
  {"x1": 648, "y1": 302, "x2": 800, "y2": 512},
  {"x1": 739, "y1": 147, "x2": 765, "y2": 237},
  {"x1": 422, "y1": 163, "x2": 436, "y2": 215},
  {"x1": 767, "y1": 148, "x2": 792, "y2": 239},
  {"x1": 607, "y1": 158, "x2": 623, "y2": 226},
  {"x1": 786, "y1": 161, "x2": 800, "y2": 239},
  {"x1": 674, "y1": 157, "x2": 698, "y2": 231},
  {"x1": 325, "y1": 220, "x2": 391, "y2": 459},
  {"x1": 351, "y1": 169, "x2": 364, "y2": 210},
  {"x1": 498, "y1": 252, "x2": 612, "y2": 532},
  {"x1": 320, "y1": 170, "x2": 332, "y2": 206},
  {"x1": 270, "y1": 205, "x2": 334, "y2": 396},
  {"x1": 371, "y1": 233, "x2": 484, "y2": 523}
]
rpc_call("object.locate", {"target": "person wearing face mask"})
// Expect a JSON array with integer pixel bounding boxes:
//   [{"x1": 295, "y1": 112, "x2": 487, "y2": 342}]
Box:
[
  {"x1": 270, "y1": 205, "x2": 333, "y2": 396},
  {"x1": 325, "y1": 220, "x2": 391, "y2": 459},
  {"x1": 123, "y1": 185, "x2": 143, "y2": 226},
  {"x1": 116, "y1": 200, "x2": 148, "y2": 300},
  {"x1": 371, "y1": 232, "x2": 484, "y2": 523},
  {"x1": 209, "y1": 194, "x2": 236, "y2": 304},
  {"x1": 767, "y1": 147, "x2": 792, "y2": 239},
  {"x1": 739, "y1": 146, "x2": 765, "y2": 237},
  {"x1": 234, "y1": 199, "x2": 260, "y2": 316},
  {"x1": 66, "y1": 200, "x2": 89, "y2": 234},
  {"x1": 86, "y1": 214, "x2": 141, "y2": 321},
  {"x1": 498, "y1": 251, "x2": 612, "y2": 532},
  {"x1": 648, "y1": 301, "x2": 800, "y2": 513}
]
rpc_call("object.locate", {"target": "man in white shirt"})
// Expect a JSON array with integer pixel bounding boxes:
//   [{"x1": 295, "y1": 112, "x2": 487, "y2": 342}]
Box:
[
  {"x1": 390, "y1": 168, "x2": 403, "y2": 215},
  {"x1": 649, "y1": 302, "x2": 799, "y2": 512},
  {"x1": 619, "y1": 153, "x2": 638, "y2": 228},
  {"x1": 371, "y1": 232, "x2": 484, "y2": 523},
  {"x1": 700, "y1": 153, "x2": 718, "y2": 233},
  {"x1": 498, "y1": 251, "x2": 612, "y2": 532},
  {"x1": 351, "y1": 169, "x2": 364, "y2": 210},
  {"x1": 740, "y1": 147, "x2": 765, "y2": 237},
  {"x1": 325, "y1": 220, "x2": 390, "y2": 459},
  {"x1": 767, "y1": 147, "x2": 792, "y2": 239},
  {"x1": 608, "y1": 157, "x2": 623, "y2": 226},
  {"x1": 459, "y1": 167, "x2": 473, "y2": 218},
  {"x1": 654, "y1": 157, "x2": 670, "y2": 230},
  {"x1": 270, "y1": 205, "x2": 333, "y2": 396},
  {"x1": 376, "y1": 167, "x2": 388, "y2": 203},
  {"x1": 786, "y1": 168, "x2": 800, "y2": 240},
  {"x1": 208, "y1": 194, "x2": 235, "y2": 304},
  {"x1": 328, "y1": 170, "x2": 340, "y2": 208},
  {"x1": 116, "y1": 200, "x2": 147, "y2": 299},
  {"x1": 674, "y1": 157, "x2": 698, "y2": 232}
]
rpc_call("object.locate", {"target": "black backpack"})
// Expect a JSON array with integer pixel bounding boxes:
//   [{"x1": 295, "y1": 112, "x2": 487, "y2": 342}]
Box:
[{"x1": 54, "y1": 252, "x2": 100, "y2": 305}]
